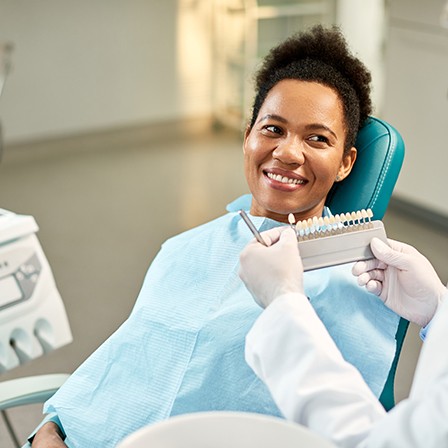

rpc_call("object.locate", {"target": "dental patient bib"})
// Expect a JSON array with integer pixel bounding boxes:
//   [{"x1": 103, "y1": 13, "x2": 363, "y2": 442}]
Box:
[{"x1": 44, "y1": 200, "x2": 400, "y2": 448}]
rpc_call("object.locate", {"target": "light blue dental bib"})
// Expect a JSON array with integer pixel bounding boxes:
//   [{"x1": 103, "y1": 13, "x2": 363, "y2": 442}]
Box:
[{"x1": 44, "y1": 206, "x2": 399, "y2": 448}]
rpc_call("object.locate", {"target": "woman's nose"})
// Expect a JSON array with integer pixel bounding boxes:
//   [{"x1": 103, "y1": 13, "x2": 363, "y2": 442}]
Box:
[{"x1": 272, "y1": 137, "x2": 305, "y2": 165}]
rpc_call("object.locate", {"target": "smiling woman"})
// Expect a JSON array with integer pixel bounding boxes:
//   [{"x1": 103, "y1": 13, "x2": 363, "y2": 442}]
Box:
[
  {"x1": 30, "y1": 25, "x2": 401, "y2": 448},
  {"x1": 243, "y1": 24, "x2": 371, "y2": 224},
  {"x1": 244, "y1": 80, "x2": 356, "y2": 222}
]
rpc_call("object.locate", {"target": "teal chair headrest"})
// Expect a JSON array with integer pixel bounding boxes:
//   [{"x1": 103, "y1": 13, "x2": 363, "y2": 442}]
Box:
[
  {"x1": 325, "y1": 117, "x2": 405, "y2": 220},
  {"x1": 326, "y1": 117, "x2": 407, "y2": 411}
]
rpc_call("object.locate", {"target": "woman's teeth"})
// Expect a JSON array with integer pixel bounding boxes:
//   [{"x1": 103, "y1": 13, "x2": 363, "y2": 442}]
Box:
[{"x1": 267, "y1": 172, "x2": 305, "y2": 185}]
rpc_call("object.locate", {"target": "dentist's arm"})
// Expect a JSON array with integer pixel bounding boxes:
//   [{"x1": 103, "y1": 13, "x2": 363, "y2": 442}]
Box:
[
  {"x1": 240, "y1": 228, "x2": 386, "y2": 447},
  {"x1": 360, "y1": 293, "x2": 448, "y2": 448},
  {"x1": 241, "y1": 231, "x2": 448, "y2": 448},
  {"x1": 354, "y1": 239, "x2": 448, "y2": 447}
]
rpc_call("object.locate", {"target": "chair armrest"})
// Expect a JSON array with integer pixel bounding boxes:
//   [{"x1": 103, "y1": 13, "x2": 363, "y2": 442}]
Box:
[{"x1": 0, "y1": 373, "x2": 69, "y2": 410}]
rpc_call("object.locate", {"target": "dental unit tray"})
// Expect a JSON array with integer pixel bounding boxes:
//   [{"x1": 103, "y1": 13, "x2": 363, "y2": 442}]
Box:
[{"x1": 0, "y1": 209, "x2": 72, "y2": 373}]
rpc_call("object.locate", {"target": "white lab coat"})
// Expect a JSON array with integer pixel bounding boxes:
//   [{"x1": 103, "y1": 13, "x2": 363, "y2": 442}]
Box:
[{"x1": 245, "y1": 289, "x2": 448, "y2": 447}]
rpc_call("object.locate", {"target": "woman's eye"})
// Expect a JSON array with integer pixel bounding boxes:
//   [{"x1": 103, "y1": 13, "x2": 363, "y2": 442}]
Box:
[
  {"x1": 263, "y1": 125, "x2": 283, "y2": 135},
  {"x1": 308, "y1": 135, "x2": 329, "y2": 144}
]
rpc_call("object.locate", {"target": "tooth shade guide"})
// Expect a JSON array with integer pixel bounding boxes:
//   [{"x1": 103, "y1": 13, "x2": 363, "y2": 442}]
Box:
[
  {"x1": 294, "y1": 208, "x2": 375, "y2": 241},
  {"x1": 361, "y1": 209, "x2": 369, "y2": 224},
  {"x1": 295, "y1": 221, "x2": 304, "y2": 238},
  {"x1": 298, "y1": 219, "x2": 388, "y2": 272}
]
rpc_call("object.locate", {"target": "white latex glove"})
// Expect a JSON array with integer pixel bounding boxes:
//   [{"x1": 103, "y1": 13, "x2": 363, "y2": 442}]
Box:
[
  {"x1": 239, "y1": 227, "x2": 304, "y2": 308},
  {"x1": 352, "y1": 237, "x2": 447, "y2": 327}
]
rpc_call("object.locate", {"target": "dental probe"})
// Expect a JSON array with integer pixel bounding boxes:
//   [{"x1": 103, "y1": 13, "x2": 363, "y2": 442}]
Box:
[{"x1": 238, "y1": 210, "x2": 268, "y2": 246}]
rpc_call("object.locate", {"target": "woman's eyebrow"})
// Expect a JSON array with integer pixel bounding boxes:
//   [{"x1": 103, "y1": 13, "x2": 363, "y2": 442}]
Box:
[
  {"x1": 257, "y1": 114, "x2": 288, "y2": 124},
  {"x1": 305, "y1": 123, "x2": 338, "y2": 140},
  {"x1": 257, "y1": 116, "x2": 339, "y2": 140}
]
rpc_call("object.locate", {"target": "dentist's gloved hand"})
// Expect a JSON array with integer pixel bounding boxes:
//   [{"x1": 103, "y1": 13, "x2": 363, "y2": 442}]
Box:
[
  {"x1": 239, "y1": 227, "x2": 304, "y2": 308},
  {"x1": 352, "y1": 238, "x2": 447, "y2": 327}
]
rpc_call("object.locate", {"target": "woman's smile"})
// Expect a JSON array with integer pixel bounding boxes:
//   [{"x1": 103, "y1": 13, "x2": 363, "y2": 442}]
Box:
[{"x1": 263, "y1": 168, "x2": 307, "y2": 191}]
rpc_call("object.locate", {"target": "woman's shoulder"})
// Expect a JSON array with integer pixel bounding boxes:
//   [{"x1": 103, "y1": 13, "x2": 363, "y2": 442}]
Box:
[
  {"x1": 162, "y1": 212, "x2": 235, "y2": 249},
  {"x1": 162, "y1": 195, "x2": 251, "y2": 249}
]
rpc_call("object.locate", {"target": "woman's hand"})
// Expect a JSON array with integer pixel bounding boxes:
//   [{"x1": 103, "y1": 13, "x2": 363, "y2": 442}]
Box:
[{"x1": 31, "y1": 422, "x2": 67, "y2": 447}]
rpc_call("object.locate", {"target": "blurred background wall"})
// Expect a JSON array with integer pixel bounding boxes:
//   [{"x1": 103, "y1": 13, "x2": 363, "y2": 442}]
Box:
[
  {"x1": 382, "y1": 0, "x2": 448, "y2": 217},
  {"x1": 0, "y1": 0, "x2": 212, "y2": 141},
  {"x1": 1, "y1": 0, "x2": 447, "y2": 219}
]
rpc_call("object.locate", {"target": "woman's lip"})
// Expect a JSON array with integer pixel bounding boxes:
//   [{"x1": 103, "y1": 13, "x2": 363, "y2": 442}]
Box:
[
  {"x1": 263, "y1": 168, "x2": 307, "y2": 183},
  {"x1": 263, "y1": 169, "x2": 308, "y2": 191}
]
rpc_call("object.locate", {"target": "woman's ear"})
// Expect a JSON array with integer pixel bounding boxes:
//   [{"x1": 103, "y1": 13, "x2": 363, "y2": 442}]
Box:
[
  {"x1": 336, "y1": 147, "x2": 357, "y2": 181},
  {"x1": 242, "y1": 125, "x2": 252, "y2": 154}
]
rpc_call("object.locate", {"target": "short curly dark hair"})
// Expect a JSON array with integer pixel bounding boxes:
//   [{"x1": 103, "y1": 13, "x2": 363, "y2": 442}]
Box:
[{"x1": 249, "y1": 25, "x2": 372, "y2": 153}]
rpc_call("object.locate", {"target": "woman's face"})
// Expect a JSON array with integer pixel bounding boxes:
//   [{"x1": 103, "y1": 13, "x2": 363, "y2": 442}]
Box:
[{"x1": 244, "y1": 79, "x2": 356, "y2": 223}]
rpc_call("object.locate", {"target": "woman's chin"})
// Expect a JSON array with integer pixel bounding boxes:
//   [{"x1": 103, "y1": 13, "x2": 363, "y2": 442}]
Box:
[
  {"x1": 250, "y1": 207, "x2": 294, "y2": 222},
  {"x1": 250, "y1": 199, "x2": 325, "y2": 222}
]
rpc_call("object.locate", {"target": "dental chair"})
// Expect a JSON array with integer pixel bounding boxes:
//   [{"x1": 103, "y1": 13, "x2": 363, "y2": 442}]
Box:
[
  {"x1": 326, "y1": 116, "x2": 408, "y2": 412},
  {"x1": 117, "y1": 117, "x2": 407, "y2": 448},
  {"x1": 4, "y1": 117, "x2": 405, "y2": 447}
]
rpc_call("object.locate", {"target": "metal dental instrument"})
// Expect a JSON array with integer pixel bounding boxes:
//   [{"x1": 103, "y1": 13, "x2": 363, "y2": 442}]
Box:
[{"x1": 238, "y1": 210, "x2": 268, "y2": 246}]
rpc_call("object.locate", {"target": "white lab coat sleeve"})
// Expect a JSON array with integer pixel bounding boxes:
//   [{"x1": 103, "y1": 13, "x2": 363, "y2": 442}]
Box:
[
  {"x1": 245, "y1": 293, "x2": 386, "y2": 448},
  {"x1": 359, "y1": 378, "x2": 448, "y2": 448},
  {"x1": 361, "y1": 290, "x2": 448, "y2": 448}
]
